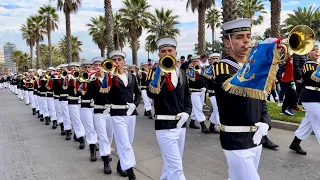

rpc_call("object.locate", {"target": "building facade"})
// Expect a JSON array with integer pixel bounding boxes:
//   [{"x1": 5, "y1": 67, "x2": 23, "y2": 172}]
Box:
[
  {"x1": 4, "y1": 42, "x2": 16, "y2": 72},
  {"x1": 0, "y1": 51, "x2": 4, "y2": 64}
]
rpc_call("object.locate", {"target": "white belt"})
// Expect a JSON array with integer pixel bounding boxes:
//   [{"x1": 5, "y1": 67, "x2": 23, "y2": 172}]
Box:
[
  {"x1": 305, "y1": 86, "x2": 320, "y2": 91},
  {"x1": 141, "y1": 86, "x2": 147, "y2": 88},
  {"x1": 81, "y1": 100, "x2": 91, "y2": 103},
  {"x1": 220, "y1": 125, "x2": 257, "y2": 133},
  {"x1": 68, "y1": 96, "x2": 80, "y2": 100},
  {"x1": 189, "y1": 88, "x2": 202, "y2": 92},
  {"x1": 53, "y1": 95, "x2": 60, "y2": 98},
  {"x1": 94, "y1": 104, "x2": 111, "y2": 109},
  {"x1": 60, "y1": 94, "x2": 68, "y2": 97},
  {"x1": 39, "y1": 92, "x2": 46, "y2": 95},
  {"x1": 207, "y1": 90, "x2": 215, "y2": 93},
  {"x1": 111, "y1": 104, "x2": 129, "y2": 109},
  {"x1": 47, "y1": 92, "x2": 53, "y2": 94},
  {"x1": 155, "y1": 115, "x2": 181, "y2": 121}
]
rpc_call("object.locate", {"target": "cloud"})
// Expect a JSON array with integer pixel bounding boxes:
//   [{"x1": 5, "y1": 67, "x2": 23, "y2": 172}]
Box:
[
  {"x1": 0, "y1": 0, "x2": 302, "y2": 66},
  {"x1": 283, "y1": 1, "x2": 300, "y2": 6}
]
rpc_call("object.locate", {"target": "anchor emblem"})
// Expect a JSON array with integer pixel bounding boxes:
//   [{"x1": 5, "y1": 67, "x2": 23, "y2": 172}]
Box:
[{"x1": 237, "y1": 48, "x2": 257, "y2": 82}]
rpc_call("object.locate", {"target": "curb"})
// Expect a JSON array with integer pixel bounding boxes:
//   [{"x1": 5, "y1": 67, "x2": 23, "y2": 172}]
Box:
[{"x1": 270, "y1": 120, "x2": 299, "y2": 132}]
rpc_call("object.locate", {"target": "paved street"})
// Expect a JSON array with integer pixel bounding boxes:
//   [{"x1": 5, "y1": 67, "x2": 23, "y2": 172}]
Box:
[{"x1": 0, "y1": 89, "x2": 319, "y2": 180}]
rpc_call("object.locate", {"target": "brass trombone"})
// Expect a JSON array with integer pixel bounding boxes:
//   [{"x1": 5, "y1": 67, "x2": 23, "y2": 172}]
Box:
[
  {"x1": 102, "y1": 59, "x2": 115, "y2": 73},
  {"x1": 159, "y1": 55, "x2": 177, "y2": 72}
]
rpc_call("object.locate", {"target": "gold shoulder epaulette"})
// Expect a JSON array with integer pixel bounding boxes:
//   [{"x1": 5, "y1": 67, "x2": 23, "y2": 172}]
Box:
[
  {"x1": 214, "y1": 62, "x2": 230, "y2": 76},
  {"x1": 303, "y1": 63, "x2": 317, "y2": 74},
  {"x1": 147, "y1": 68, "x2": 154, "y2": 81}
]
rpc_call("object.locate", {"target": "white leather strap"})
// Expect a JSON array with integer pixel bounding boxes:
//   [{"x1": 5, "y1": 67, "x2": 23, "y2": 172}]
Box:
[
  {"x1": 220, "y1": 125, "x2": 257, "y2": 133},
  {"x1": 189, "y1": 88, "x2": 202, "y2": 92},
  {"x1": 305, "y1": 86, "x2": 320, "y2": 91},
  {"x1": 155, "y1": 115, "x2": 181, "y2": 121},
  {"x1": 68, "y1": 96, "x2": 79, "y2": 100},
  {"x1": 207, "y1": 90, "x2": 215, "y2": 93},
  {"x1": 111, "y1": 104, "x2": 129, "y2": 109},
  {"x1": 81, "y1": 100, "x2": 91, "y2": 103}
]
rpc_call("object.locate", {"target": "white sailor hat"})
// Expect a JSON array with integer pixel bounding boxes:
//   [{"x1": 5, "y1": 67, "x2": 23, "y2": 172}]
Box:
[
  {"x1": 42, "y1": 70, "x2": 47, "y2": 73},
  {"x1": 69, "y1": 62, "x2": 80, "y2": 67},
  {"x1": 209, "y1": 53, "x2": 221, "y2": 58},
  {"x1": 60, "y1": 64, "x2": 69, "y2": 68},
  {"x1": 191, "y1": 55, "x2": 200, "y2": 60},
  {"x1": 28, "y1": 69, "x2": 35, "y2": 72},
  {"x1": 109, "y1": 50, "x2": 126, "y2": 59},
  {"x1": 48, "y1": 67, "x2": 56, "y2": 71},
  {"x1": 18, "y1": 73, "x2": 23, "y2": 76},
  {"x1": 56, "y1": 64, "x2": 62, "y2": 70},
  {"x1": 141, "y1": 62, "x2": 149, "y2": 66},
  {"x1": 156, "y1": 38, "x2": 178, "y2": 50},
  {"x1": 81, "y1": 59, "x2": 93, "y2": 65},
  {"x1": 314, "y1": 41, "x2": 320, "y2": 48},
  {"x1": 92, "y1": 57, "x2": 105, "y2": 63},
  {"x1": 221, "y1": 18, "x2": 253, "y2": 35}
]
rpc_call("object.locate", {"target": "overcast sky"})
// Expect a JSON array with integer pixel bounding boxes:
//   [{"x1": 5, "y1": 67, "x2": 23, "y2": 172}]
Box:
[{"x1": 0, "y1": 0, "x2": 317, "y2": 65}]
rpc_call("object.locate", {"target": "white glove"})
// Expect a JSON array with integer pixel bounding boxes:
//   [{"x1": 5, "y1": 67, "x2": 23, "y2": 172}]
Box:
[
  {"x1": 252, "y1": 122, "x2": 269, "y2": 145},
  {"x1": 176, "y1": 112, "x2": 190, "y2": 129},
  {"x1": 126, "y1": 102, "x2": 136, "y2": 116},
  {"x1": 201, "y1": 87, "x2": 206, "y2": 93},
  {"x1": 103, "y1": 105, "x2": 111, "y2": 115}
]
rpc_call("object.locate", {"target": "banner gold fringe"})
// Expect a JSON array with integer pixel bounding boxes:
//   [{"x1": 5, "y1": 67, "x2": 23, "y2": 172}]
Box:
[
  {"x1": 311, "y1": 68, "x2": 320, "y2": 82},
  {"x1": 148, "y1": 77, "x2": 161, "y2": 94},
  {"x1": 222, "y1": 45, "x2": 280, "y2": 100},
  {"x1": 99, "y1": 87, "x2": 111, "y2": 93}
]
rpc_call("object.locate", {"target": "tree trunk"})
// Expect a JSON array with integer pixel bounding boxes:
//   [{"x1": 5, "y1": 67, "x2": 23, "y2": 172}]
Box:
[
  {"x1": 29, "y1": 43, "x2": 33, "y2": 68},
  {"x1": 104, "y1": 0, "x2": 114, "y2": 55},
  {"x1": 36, "y1": 41, "x2": 40, "y2": 69},
  {"x1": 198, "y1": 4, "x2": 206, "y2": 55},
  {"x1": 116, "y1": 31, "x2": 120, "y2": 50},
  {"x1": 48, "y1": 20, "x2": 52, "y2": 67},
  {"x1": 100, "y1": 47, "x2": 106, "y2": 57},
  {"x1": 65, "y1": 11, "x2": 72, "y2": 63},
  {"x1": 221, "y1": 0, "x2": 238, "y2": 58},
  {"x1": 270, "y1": 0, "x2": 281, "y2": 38},
  {"x1": 131, "y1": 33, "x2": 138, "y2": 65},
  {"x1": 212, "y1": 25, "x2": 215, "y2": 52}
]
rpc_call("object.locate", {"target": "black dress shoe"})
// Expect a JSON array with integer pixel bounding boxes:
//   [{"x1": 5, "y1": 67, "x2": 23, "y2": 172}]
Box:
[
  {"x1": 209, "y1": 123, "x2": 220, "y2": 134},
  {"x1": 40, "y1": 114, "x2": 44, "y2": 122},
  {"x1": 66, "y1": 130, "x2": 72, "y2": 140},
  {"x1": 144, "y1": 109, "x2": 148, "y2": 116},
  {"x1": 95, "y1": 143, "x2": 99, "y2": 151},
  {"x1": 102, "y1": 156, "x2": 112, "y2": 174},
  {"x1": 289, "y1": 136, "x2": 307, "y2": 155},
  {"x1": 37, "y1": 111, "x2": 40, "y2": 118},
  {"x1": 52, "y1": 120, "x2": 58, "y2": 129},
  {"x1": 200, "y1": 122, "x2": 210, "y2": 134},
  {"x1": 117, "y1": 160, "x2": 128, "y2": 177},
  {"x1": 73, "y1": 134, "x2": 79, "y2": 142},
  {"x1": 108, "y1": 155, "x2": 112, "y2": 162},
  {"x1": 89, "y1": 144, "x2": 97, "y2": 161},
  {"x1": 79, "y1": 137, "x2": 85, "y2": 149},
  {"x1": 60, "y1": 123, "x2": 66, "y2": 135},
  {"x1": 189, "y1": 120, "x2": 200, "y2": 129},
  {"x1": 262, "y1": 137, "x2": 279, "y2": 150},
  {"x1": 32, "y1": 108, "x2": 36, "y2": 115},
  {"x1": 45, "y1": 116, "x2": 50, "y2": 125},
  {"x1": 147, "y1": 110, "x2": 153, "y2": 119},
  {"x1": 126, "y1": 167, "x2": 136, "y2": 180}
]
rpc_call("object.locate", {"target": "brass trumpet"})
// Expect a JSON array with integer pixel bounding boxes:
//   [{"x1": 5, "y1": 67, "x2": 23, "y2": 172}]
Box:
[
  {"x1": 159, "y1": 55, "x2": 176, "y2": 72},
  {"x1": 194, "y1": 64, "x2": 200, "y2": 71},
  {"x1": 45, "y1": 71, "x2": 52, "y2": 79},
  {"x1": 71, "y1": 70, "x2": 80, "y2": 79},
  {"x1": 102, "y1": 59, "x2": 114, "y2": 73},
  {"x1": 79, "y1": 71, "x2": 90, "y2": 82},
  {"x1": 60, "y1": 70, "x2": 68, "y2": 78}
]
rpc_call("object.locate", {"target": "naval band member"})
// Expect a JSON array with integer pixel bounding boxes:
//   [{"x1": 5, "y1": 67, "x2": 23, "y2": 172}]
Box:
[{"x1": 147, "y1": 38, "x2": 192, "y2": 180}]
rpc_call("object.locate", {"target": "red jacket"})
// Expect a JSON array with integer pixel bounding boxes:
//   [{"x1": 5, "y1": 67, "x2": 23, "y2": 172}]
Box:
[{"x1": 281, "y1": 57, "x2": 294, "y2": 82}]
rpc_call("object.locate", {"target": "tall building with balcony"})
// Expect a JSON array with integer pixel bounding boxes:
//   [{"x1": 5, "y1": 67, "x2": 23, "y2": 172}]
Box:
[
  {"x1": 0, "y1": 51, "x2": 4, "y2": 64},
  {"x1": 3, "y1": 42, "x2": 16, "y2": 72}
]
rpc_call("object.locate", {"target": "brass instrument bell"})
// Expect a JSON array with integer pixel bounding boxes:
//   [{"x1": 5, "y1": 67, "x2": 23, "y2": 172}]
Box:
[
  {"x1": 159, "y1": 55, "x2": 176, "y2": 72},
  {"x1": 102, "y1": 59, "x2": 114, "y2": 73},
  {"x1": 79, "y1": 71, "x2": 90, "y2": 82}
]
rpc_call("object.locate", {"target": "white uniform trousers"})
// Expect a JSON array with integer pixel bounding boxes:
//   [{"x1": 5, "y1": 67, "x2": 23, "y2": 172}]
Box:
[
  {"x1": 10, "y1": 84, "x2": 13, "y2": 92},
  {"x1": 60, "y1": 101, "x2": 72, "y2": 130},
  {"x1": 141, "y1": 89, "x2": 152, "y2": 111},
  {"x1": 34, "y1": 94, "x2": 40, "y2": 111},
  {"x1": 39, "y1": 96, "x2": 49, "y2": 117},
  {"x1": 54, "y1": 99, "x2": 63, "y2": 124},
  {"x1": 190, "y1": 92, "x2": 206, "y2": 122},
  {"x1": 295, "y1": 102, "x2": 320, "y2": 143},
  {"x1": 14, "y1": 85, "x2": 18, "y2": 94},
  {"x1": 112, "y1": 116, "x2": 136, "y2": 170},
  {"x1": 18, "y1": 89, "x2": 24, "y2": 100},
  {"x1": 156, "y1": 128, "x2": 186, "y2": 180},
  {"x1": 69, "y1": 104, "x2": 85, "y2": 138},
  {"x1": 24, "y1": 91, "x2": 29, "y2": 104},
  {"x1": 28, "y1": 91, "x2": 35, "y2": 108},
  {"x1": 209, "y1": 96, "x2": 220, "y2": 125},
  {"x1": 47, "y1": 97, "x2": 57, "y2": 121},
  {"x1": 224, "y1": 145, "x2": 262, "y2": 180},
  {"x1": 81, "y1": 108, "x2": 97, "y2": 145},
  {"x1": 94, "y1": 113, "x2": 113, "y2": 156},
  {"x1": 0, "y1": 83, "x2": 3, "y2": 89}
]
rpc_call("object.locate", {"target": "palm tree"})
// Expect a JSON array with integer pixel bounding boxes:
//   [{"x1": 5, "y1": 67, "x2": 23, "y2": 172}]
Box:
[
  {"x1": 104, "y1": 0, "x2": 114, "y2": 54},
  {"x1": 146, "y1": 7, "x2": 180, "y2": 53},
  {"x1": 87, "y1": 16, "x2": 107, "y2": 57},
  {"x1": 39, "y1": 5, "x2": 59, "y2": 67},
  {"x1": 27, "y1": 16, "x2": 46, "y2": 69},
  {"x1": 186, "y1": 0, "x2": 214, "y2": 55},
  {"x1": 284, "y1": 6, "x2": 319, "y2": 32},
  {"x1": 113, "y1": 12, "x2": 127, "y2": 51},
  {"x1": 119, "y1": 0, "x2": 153, "y2": 65},
  {"x1": 59, "y1": 35, "x2": 83, "y2": 62},
  {"x1": 270, "y1": 0, "x2": 281, "y2": 38},
  {"x1": 206, "y1": 7, "x2": 221, "y2": 49},
  {"x1": 11, "y1": 50, "x2": 29, "y2": 72},
  {"x1": 56, "y1": 0, "x2": 82, "y2": 63},
  {"x1": 20, "y1": 23, "x2": 35, "y2": 68},
  {"x1": 237, "y1": 0, "x2": 266, "y2": 25}
]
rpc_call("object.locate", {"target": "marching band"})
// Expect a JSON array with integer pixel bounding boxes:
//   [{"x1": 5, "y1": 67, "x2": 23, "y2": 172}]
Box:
[{"x1": 1, "y1": 17, "x2": 319, "y2": 180}]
